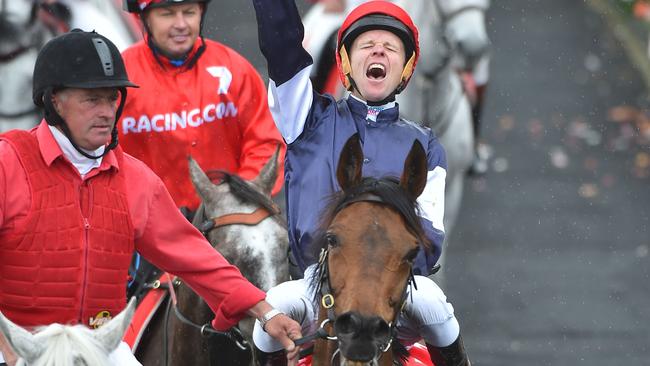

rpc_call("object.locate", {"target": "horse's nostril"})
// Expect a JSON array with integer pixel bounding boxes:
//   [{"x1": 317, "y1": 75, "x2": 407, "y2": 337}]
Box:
[
  {"x1": 372, "y1": 318, "x2": 390, "y2": 340},
  {"x1": 334, "y1": 312, "x2": 360, "y2": 335}
]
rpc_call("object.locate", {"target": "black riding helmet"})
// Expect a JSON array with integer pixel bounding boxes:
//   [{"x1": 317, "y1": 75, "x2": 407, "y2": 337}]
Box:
[{"x1": 33, "y1": 29, "x2": 138, "y2": 159}]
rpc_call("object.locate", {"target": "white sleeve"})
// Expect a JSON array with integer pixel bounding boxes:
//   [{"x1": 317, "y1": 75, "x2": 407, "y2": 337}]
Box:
[
  {"x1": 268, "y1": 65, "x2": 315, "y2": 145},
  {"x1": 417, "y1": 166, "x2": 446, "y2": 233}
]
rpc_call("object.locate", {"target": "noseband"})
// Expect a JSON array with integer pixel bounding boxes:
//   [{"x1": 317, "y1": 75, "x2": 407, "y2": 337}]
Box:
[{"x1": 197, "y1": 204, "x2": 280, "y2": 235}]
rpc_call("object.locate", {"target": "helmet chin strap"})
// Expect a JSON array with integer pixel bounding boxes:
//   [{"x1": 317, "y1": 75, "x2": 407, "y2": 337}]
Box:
[
  {"x1": 347, "y1": 76, "x2": 399, "y2": 107},
  {"x1": 43, "y1": 87, "x2": 126, "y2": 160}
]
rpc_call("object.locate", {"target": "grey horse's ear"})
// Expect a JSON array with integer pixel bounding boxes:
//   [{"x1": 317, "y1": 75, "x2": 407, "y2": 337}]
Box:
[
  {"x1": 92, "y1": 297, "x2": 137, "y2": 354},
  {"x1": 188, "y1": 156, "x2": 216, "y2": 201},
  {"x1": 336, "y1": 134, "x2": 364, "y2": 191},
  {"x1": 251, "y1": 144, "x2": 281, "y2": 196},
  {"x1": 0, "y1": 311, "x2": 44, "y2": 363}
]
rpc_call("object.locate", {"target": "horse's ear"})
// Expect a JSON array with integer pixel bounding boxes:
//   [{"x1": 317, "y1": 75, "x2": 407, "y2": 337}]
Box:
[
  {"x1": 93, "y1": 297, "x2": 137, "y2": 354},
  {"x1": 400, "y1": 140, "x2": 428, "y2": 198},
  {"x1": 251, "y1": 144, "x2": 281, "y2": 196},
  {"x1": 0, "y1": 311, "x2": 43, "y2": 363},
  {"x1": 336, "y1": 134, "x2": 364, "y2": 190},
  {"x1": 188, "y1": 156, "x2": 215, "y2": 200}
]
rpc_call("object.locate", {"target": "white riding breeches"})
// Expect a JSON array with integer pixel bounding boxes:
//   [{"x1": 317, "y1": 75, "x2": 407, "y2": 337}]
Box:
[{"x1": 253, "y1": 265, "x2": 460, "y2": 353}]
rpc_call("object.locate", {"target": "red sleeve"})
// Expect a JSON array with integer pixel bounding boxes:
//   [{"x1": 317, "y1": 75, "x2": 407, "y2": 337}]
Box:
[
  {"x1": 131, "y1": 164, "x2": 265, "y2": 330},
  {"x1": 232, "y1": 52, "x2": 287, "y2": 195}
]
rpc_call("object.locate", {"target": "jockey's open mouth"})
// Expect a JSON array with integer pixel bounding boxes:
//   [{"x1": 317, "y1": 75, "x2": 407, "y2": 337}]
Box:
[{"x1": 366, "y1": 63, "x2": 387, "y2": 80}]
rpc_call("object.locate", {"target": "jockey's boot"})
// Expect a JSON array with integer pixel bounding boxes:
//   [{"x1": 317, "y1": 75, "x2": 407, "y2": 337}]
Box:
[
  {"x1": 426, "y1": 334, "x2": 471, "y2": 366},
  {"x1": 256, "y1": 349, "x2": 288, "y2": 366}
]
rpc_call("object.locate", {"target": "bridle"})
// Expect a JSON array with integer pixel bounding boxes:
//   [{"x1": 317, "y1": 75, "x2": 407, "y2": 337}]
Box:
[
  {"x1": 294, "y1": 195, "x2": 419, "y2": 365},
  {"x1": 196, "y1": 205, "x2": 280, "y2": 235},
  {"x1": 157, "y1": 200, "x2": 282, "y2": 364}
]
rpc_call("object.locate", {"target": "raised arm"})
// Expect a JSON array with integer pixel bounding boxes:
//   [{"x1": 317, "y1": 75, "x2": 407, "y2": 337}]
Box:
[{"x1": 251, "y1": 0, "x2": 316, "y2": 144}]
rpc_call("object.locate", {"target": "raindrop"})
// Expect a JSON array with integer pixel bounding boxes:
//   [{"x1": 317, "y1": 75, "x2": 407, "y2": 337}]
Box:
[
  {"x1": 492, "y1": 157, "x2": 509, "y2": 173},
  {"x1": 584, "y1": 53, "x2": 602, "y2": 72},
  {"x1": 549, "y1": 146, "x2": 569, "y2": 169}
]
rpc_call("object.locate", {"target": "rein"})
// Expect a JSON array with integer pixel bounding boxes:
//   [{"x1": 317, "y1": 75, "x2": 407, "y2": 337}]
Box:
[{"x1": 160, "y1": 273, "x2": 250, "y2": 350}]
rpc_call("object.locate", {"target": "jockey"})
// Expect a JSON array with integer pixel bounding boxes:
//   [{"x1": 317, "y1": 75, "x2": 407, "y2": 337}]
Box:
[
  {"x1": 0, "y1": 30, "x2": 301, "y2": 366},
  {"x1": 250, "y1": 0, "x2": 470, "y2": 365},
  {"x1": 119, "y1": 0, "x2": 285, "y2": 214}
]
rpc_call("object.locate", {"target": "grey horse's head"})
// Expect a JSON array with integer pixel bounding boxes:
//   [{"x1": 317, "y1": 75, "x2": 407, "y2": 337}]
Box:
[
  {"x1": 0, "y1": 298, "x2": 136, "y2": 366},
  {"x1": 188, "y1": 146, "x2": 289, "y2": 292}
]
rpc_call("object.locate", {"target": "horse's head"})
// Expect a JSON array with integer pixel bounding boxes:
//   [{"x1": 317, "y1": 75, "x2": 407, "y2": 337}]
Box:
[
  {"x1": 0, "y1": 298, "x2": 136, "y2": 366},
  {"x1": 441, "y1": 0, "x2": 490, "y2": 69},
  {"x1": 187, "y1": 146, "x2": 288, "y2": 292},
  {"x1": 311, "y1": 134, "x2": 428, "y2": 365}
]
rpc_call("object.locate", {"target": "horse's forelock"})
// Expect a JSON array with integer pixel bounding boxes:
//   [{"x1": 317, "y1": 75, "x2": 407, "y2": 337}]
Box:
[
  {"x1": 217, "y1": 171, "x2": 282, "y2": 222},
  {"x1": 31, "y1": 324, "x2": 113, "y2": 366}
]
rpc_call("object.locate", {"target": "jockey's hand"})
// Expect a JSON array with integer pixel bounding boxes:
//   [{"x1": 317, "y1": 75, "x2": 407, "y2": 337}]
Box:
[
  {"x1": 248, "y1": 301, "x2": 303, "y2": 363},
  {"x1": 263, "y1": 313, "x2": 303, "y2": 364}
]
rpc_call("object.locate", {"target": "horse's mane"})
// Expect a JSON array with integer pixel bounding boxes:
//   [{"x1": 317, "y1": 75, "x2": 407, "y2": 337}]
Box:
[
  {"x1": 22, "y1": 324, "x2": 112, "y2": 366},
  {"x1": 209, "y1": 170, "x2": 286, "y2": 226}
]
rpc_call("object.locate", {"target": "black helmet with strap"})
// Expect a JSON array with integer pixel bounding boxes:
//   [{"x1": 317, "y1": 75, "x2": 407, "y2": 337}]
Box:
[{"x1": 33, "y1": 29, "x2": 138, "y2": 159}]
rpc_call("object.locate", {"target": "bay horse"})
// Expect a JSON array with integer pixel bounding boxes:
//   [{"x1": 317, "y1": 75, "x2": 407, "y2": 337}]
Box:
[
  {"x1": 306, "y1": 134, "x2": 433, "y2": 365},
  {"x1": 0, "y1": 298, "x2": 136, "y2": 366},
  {"x1": 135, "y1": 148, "x2": 289, "y2": 366}
]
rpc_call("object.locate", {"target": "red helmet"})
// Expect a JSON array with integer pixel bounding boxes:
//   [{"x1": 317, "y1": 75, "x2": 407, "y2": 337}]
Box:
[
  {"x1": 124, "y1": 0, "x2": 210, "y2": 13},
  {"x1": 336, "y1": 1, "x2": 419, "y2": 94}
]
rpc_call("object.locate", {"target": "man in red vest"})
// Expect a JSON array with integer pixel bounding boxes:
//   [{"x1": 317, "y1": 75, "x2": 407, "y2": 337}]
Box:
[
  {"x1": 118, "y1": 0, "x2": 286, "y2": 216},
  {"x1": 0, "y1": 30, "x2": 301, "y2": 366}
]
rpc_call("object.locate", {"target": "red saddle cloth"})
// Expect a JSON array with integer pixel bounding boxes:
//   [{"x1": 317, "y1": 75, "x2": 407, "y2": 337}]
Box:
[
  {"x1": 298, "y1": 342, "x2": 434, "y2": 366},
  {"x1": 123, "y1": 273, "x2": 171, "y2": 351}
]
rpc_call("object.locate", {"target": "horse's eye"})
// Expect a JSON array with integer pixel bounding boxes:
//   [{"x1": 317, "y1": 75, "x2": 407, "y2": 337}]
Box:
[
  {"x1": 326, "y1": 233, "x2": 340, "y2": 248},
  {"x1": 404, "y1": 248, "x2": 419, "y2": 263}
]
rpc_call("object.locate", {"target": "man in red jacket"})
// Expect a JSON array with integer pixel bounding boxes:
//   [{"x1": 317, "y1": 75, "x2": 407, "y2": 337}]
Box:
[
  {"x1": 0, "y1": 30, "x2": 301, "y2": 366},
  {"x1": 118, "y1": 0, "x2": 286, "y2": 214}
]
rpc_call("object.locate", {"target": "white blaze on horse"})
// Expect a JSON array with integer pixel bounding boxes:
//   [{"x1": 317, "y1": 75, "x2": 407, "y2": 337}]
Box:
[
  {"x1": 302, "y1": 0, "x2": 490, "y2": 281},
  {"x1": 0, "y1": 298, "x2": 136, "y2": 366}
]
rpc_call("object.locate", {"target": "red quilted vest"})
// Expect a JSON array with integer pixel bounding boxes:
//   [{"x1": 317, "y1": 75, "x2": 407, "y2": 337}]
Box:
[{"x1": 0, "y1": 130, "x2": 134, "y2": 328}]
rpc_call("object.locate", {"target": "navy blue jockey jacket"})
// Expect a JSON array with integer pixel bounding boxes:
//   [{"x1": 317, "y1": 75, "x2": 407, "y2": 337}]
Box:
[{"x1": 252, "y1": 0, "x2": 447, "y2": 275}]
